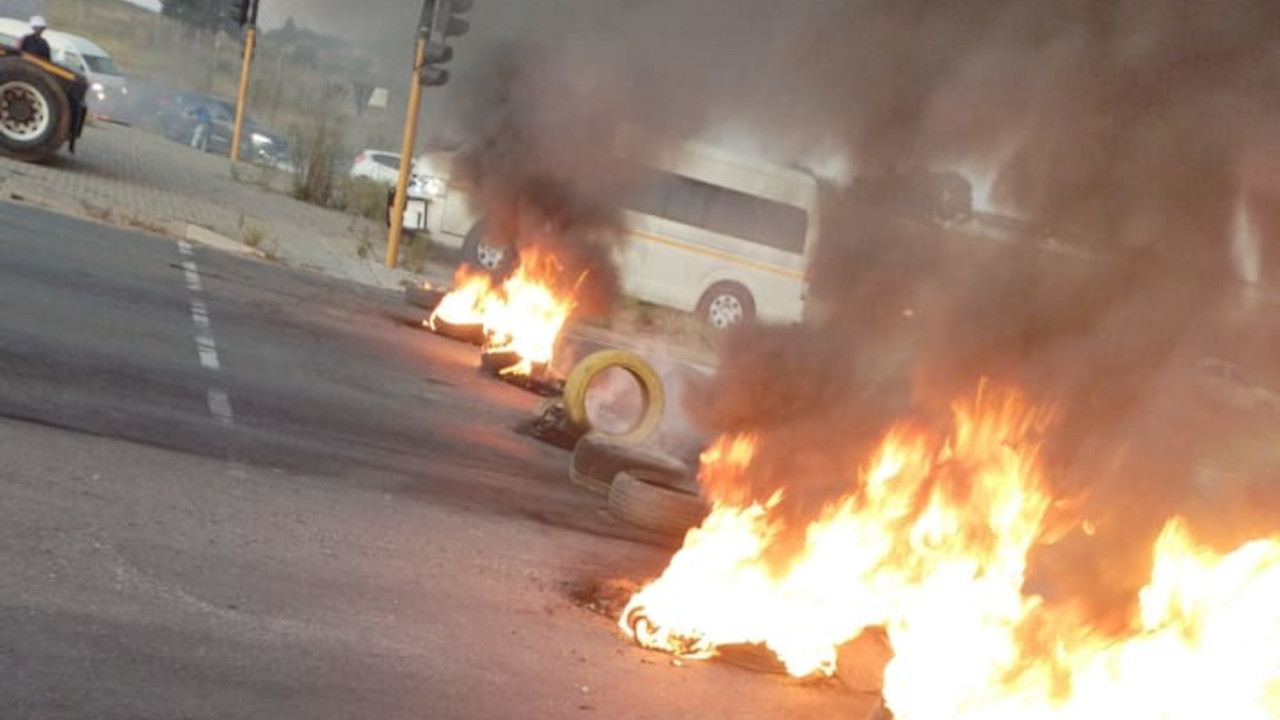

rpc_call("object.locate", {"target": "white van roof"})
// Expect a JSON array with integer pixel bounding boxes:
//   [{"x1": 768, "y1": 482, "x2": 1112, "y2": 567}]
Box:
[
  {"x1": 0, "y1": 18, "x2": 113, "y2": 60},
  {"x1": 43, "y1": 30, "x2": 111, "y2": 58},
  {"x1": 617, "y1": 130, "x2": 818, "y2": 209},
  {"x1": 0, "y1": 16, "x2": 30, "y2": 39}
]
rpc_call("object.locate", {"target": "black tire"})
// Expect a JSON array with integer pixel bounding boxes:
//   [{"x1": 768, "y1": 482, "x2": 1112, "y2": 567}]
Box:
[
  {"x1": 570, "y1": 434, "x2": 690, "y2": 495},
  {"x1": 479, "y1": 349, "x2": 522, "y2": 375},
  {"x1": 696, "y1": 281, "x2": 756, "y2": 330},
  {"x1": 461, "y1": 220, "x2": 516, "y2": 274},
  {"x1": 403, "y1": 284, "x2": 444, "y2": 311},
  {"x1": 608, "y1": 470, "x2": 706, "y2": 536},
  {"x1": 0, "y1": 58, "x2": 71, "y2": 162},
  {"x1": 427, "y1": 315, "x2": 485, "y2": 345}
]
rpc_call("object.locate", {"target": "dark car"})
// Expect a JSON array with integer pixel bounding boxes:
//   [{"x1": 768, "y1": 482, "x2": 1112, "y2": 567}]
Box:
[
  {"x1": 152, "y1": 91, "x2": 284, "y2": 166},
  {"x1": 851, "y1": 168, "x2": 974, "y2": 225}
]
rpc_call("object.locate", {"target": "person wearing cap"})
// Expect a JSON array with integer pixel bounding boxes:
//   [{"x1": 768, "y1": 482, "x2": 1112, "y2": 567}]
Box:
[{"x1": 19, "y1": 16, "x2": 51, "y2": 61}]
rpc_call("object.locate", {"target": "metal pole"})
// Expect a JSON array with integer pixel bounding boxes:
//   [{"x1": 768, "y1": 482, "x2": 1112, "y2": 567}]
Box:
[
  {"x1": 385, "y1": 34, "x2": 428, "y2": 268},
  {"x1": 230, "y1": 24, "x2": 257, "y2": 163}
]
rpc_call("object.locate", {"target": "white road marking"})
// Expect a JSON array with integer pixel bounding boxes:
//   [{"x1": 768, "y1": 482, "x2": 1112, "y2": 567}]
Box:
[
  {"x1": 196, "y1": 333, "x2": 221, "y2": 371},
  {"x1": 207, "y1": 388, "x2": 234, "y2": 426},
  {"x1": 178, "y1": 241, "x2": 232, "y2": 427},
  {"x1": 182, "y1": 259, "x2": 202, "y2": 292},
  {"x1": 190, "y1": 299, "x2": 210, "y2": 330}
]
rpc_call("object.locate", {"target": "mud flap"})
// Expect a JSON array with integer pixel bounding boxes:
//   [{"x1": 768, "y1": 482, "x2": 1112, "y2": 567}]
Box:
[{"x1": 68, "y1": 104, "x2": 86, "y2": 153}]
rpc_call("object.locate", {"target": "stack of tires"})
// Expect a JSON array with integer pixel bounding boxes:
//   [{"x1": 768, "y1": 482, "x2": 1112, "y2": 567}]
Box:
[{"x1": 563, "y1": 350, "x2": 707, "y2": 541}]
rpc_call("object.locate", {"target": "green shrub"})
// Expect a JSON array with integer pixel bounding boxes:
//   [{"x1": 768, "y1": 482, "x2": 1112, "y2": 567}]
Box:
[{"x1": 337, "y1": 177, "x2": 389, "y2": 222}]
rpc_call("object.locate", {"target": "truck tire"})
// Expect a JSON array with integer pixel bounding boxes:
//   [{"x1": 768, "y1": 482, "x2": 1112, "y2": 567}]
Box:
[
  {"x1": 696, "y1": 281, "x2": 755, "y2": 330},
  {"x1": 608, "y1": 470, "x2": 707, "y2": 537},
  {"x1": 562, "y1": 350, "x2": 665, "y2": 445},
  {"x1": 569, "y1": 434, "x2": 690, "y2": 495},
  {"x1": 0, "y1": 58, "x2": 70, "y2": 162}
]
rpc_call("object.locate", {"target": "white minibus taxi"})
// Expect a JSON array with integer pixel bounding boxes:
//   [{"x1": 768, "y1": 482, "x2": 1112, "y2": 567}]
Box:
[{"x1": 415, "y1": 141, "x2": 819, "y2": 328}]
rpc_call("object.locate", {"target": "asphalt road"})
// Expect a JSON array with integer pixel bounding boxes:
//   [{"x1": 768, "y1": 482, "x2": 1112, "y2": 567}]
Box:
[{"x1": 0, "y1": 201, "x2": 874, "y2": 720}]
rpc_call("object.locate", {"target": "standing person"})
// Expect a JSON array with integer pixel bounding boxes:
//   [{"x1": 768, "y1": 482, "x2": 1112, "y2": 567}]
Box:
[
  {"x1": 189, "y1": 104, "x2": 212, "y2": 151},
  {"x1": 18, "y1": 16, "x2": 51, "y2": 60}
]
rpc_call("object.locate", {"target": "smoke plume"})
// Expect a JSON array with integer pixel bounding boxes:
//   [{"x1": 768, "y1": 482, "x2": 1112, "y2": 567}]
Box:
[{"x1": 441, "y1": 0, "x2": 1280, "y2": 619}]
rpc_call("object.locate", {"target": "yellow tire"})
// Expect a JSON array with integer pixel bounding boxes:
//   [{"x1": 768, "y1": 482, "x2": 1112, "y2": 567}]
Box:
[{"x1": 562, "y1": 349, "x2": 664, "y2": 445}]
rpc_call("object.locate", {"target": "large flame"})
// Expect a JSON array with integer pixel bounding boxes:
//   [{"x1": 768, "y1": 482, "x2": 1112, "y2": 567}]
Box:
[
  {"x1": 428, "y1": 249, "x2": 579, "y2": 376},
  {"x1": 621, "y1": 384, "x2": 1280, "y2": 719}
]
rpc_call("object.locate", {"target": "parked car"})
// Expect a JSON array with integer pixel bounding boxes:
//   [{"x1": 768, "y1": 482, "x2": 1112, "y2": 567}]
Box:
[
  {"x1": 350, "y1": 149, "x2": 405, "y2": 185},
  {"x1": 152, "y1": 90, "x2": 284, "y2": 166},
  {"x1": 0, "y1": 19, "x2": 128, "y2": 123},
  {"x1": 850, "y1": 168, "x2": 974, "y2": 225}
]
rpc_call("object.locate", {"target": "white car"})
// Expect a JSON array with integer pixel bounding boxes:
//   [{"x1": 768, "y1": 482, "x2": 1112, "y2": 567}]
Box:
[
  {"x1": 350, "y1": 149, "x2": 404, "y2": 186},
  {"x1": 0, "y1": 20, "x2": 129, "y2": 122},
  {"x1": 361, "y1": 150, "x2": 450, "y2": 233}
]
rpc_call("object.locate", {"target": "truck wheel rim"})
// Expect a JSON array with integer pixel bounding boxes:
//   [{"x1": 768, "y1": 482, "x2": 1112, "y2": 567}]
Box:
[
  {"x1": 476, "y1": 241, "x2": 506, "y2": 270},
  {"x1": 0, "y1": 81, "x2": 51, "y2": 142},
  {"x1": 708, "y1": 294, "x2": 744, "y2": 328}
]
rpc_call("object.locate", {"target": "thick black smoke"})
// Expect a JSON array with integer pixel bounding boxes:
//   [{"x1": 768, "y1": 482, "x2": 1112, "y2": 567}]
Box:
[{"x1": 436, "y1": 0, "x2": 1280, "y2": 620}]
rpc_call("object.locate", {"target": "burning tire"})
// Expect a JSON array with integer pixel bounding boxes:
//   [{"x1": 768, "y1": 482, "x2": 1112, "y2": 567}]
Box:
[
  {"x1": 0, "y1": 58, "x2": 71, "y2": 162},
  {"x1": 429, "y1": 316, "x2": 486, "y2": 344},
  {"x1": 608, "y1": 470, "x2": 706, "y2": 537},
  {"x1": 563, "y1": 349, "x2": 665, "y2": 445},
  {"x1": 570, "y1": 434, "x2": 691, "y2": 495},
  {"x1": 697, "y1": 281, "x2": 755, "y2": 329}
]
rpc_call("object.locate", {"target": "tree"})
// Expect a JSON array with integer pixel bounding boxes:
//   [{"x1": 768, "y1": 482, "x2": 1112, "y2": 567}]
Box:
[{"x1": 160, "y1": 0, "x2": 224, "y2": 32}]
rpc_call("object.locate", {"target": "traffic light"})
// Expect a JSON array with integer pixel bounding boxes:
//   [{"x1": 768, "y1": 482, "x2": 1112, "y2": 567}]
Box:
[
  {"x1": 417, "y1": 0, "x2": 471, "y2": 88},
  {"x1": 439, "y1": 0, "x2": 472, "y2": 38}
]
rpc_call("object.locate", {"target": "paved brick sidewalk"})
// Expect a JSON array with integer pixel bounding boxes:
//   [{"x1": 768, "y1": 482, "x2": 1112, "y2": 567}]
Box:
[{"x1": 0, "y1": 122, "x2": 454, "y2": 290}]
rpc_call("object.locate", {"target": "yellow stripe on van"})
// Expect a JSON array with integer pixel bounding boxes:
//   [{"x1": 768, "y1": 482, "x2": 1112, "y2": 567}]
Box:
[{"x1": 630, "y1": 230, "x2": 805, "y2": 280}]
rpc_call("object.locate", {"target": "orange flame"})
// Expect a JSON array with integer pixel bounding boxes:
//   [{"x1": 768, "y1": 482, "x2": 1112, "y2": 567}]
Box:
[
  {"x1": 428, "y1": 249, "x2": 579, "y2": 376},
  {"x1": 621, "y1": 384, "x2": 1280, "y2": 718}
]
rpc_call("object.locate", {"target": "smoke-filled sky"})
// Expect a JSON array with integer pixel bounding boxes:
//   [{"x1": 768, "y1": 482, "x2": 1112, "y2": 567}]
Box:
[{"x1": 443, "y1": 0, "x2": 1280, "y2": 621}]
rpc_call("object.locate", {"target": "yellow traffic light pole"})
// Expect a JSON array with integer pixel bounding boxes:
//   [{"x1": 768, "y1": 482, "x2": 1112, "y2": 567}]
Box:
[
  {"x1": 385, "y1": 35, "x2": 428, "y2": 268},
  {"x1": 230, "y1": 24, "x2": 257, "y2": 164}
]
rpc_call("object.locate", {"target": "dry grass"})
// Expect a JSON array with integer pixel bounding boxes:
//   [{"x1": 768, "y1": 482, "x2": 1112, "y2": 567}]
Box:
[
  {"x1": 44, "y1": 0, "x2": 401, "y2": 141},
  {"x1": 337, "y1": 176, "x2": 388, "y2": 222},
  {"x1": 241, "y1": 224, "x2": 265, "y2": 249}
]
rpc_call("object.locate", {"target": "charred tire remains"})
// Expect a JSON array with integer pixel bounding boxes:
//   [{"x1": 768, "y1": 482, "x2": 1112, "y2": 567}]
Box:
[
  {"x1": 696, "y1": 281, "x2": 755, "y2": 330},
  {"x1": 562, "y1": 349, "x2": 665, "y2": 445},
  {"x1": 569, "y1": 434, "x2": 690, "y2": 495},
  {"x1": 608, "y1": 470, "x2": 707, "y2": 537},
  {"x1": 427, "y1": 316, "x2": 486, "y2": 344},
  {"x1": 0, "y1": 58, "x2": 70, "y2": 162}
]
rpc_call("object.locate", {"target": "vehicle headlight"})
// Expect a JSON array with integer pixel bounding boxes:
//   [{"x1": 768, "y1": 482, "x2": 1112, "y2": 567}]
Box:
[
  {"x1": 250, "y1": 132, "x2": 272, "y2": 148},
  {"x1": 120, "y1": 85, "x2": 128, "y2": 95},
  {"x1": 422, "y1": 176, "x2": 446, "y2": 198},
  {"x1": 90, "y1": 82, "x2": 104, "y2": 92}
]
